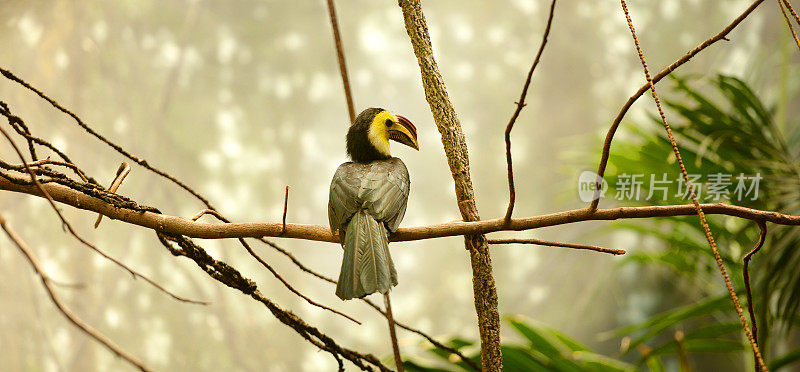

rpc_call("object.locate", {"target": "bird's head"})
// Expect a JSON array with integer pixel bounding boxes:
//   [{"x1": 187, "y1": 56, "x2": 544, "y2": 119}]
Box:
[{"x1": 346, "y1": 107, "x2": 419, "y2": 163}]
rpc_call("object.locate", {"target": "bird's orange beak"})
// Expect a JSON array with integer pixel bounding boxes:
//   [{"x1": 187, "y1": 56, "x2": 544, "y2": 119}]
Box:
[{"x1": 389, "y1": 115, "x2": 419, "y2": 150}]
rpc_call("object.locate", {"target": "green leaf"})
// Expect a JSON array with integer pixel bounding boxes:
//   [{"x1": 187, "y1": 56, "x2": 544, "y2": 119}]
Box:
[{"x1": 769, "y1": 347, "x2": 800, "y2": 371}]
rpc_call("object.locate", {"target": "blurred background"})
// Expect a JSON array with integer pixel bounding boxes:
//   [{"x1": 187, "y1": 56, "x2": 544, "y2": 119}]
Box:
[{"x1": 0, "y1": 0, "x2": 798, "y2": 371}]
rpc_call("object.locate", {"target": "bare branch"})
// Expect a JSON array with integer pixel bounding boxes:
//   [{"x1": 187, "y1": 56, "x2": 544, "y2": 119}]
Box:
[
  {"x1": 487, "y1": 238, "x2": 624, "y2": 255},
  {"x1": 0, "y1": 124, "x2": 207, "y2": 305},
  {"x1": 618, "y1": 0, "x2": 765, "y2": 369},
  {"x1": 3, "y1": 173, "x2": 800, "y2": 242},
  {"x1": 778, "y1": 0, "x2": 800, "y2": 50},
  {"x1": 504, "y1": 0, "x2": 557, "y2": 223},
  {"x1": 0, "y1": 211, "x2": 152, "y2": 372},
  {"x1": 744, "y1": 220, "x2": 767, "y2": 371},
  {"x1": 8, "y1": 157, "x2": 89, "y2": 182},
  {"x1": 783, "y1": 0, "x2": 800, "y2": 27},
  {"x1": 590, "y1": 0, "x2": 767, "y2": 210},
  {"x1": 282, "y1": 185, "x2": 290, "y2": 235},
  {"x1": 95, "y1": 162, "x2": 131, "y2": 228},
  {"x1": 384, "y1": 294, "x2": 404, "y2": 372},
  {"x1": 326, "y1": 0, "x2": 356, "y2": 123},
  {"x1": 0, "y1": 67, "x2": 215, "y2": 209},
  {"x1": 192, "y1": 210, "x2": 361, "y2": 324}
]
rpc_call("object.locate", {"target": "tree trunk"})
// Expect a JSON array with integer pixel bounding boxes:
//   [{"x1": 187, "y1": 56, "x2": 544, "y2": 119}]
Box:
[{"x1": 399, "y1": 1, "x2": 502, "y2": 370}]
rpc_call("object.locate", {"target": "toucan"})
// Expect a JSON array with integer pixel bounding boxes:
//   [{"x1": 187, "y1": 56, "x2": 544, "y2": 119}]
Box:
[{"x1": 328, "y1": 108, "x2": 419, "y2": 300}]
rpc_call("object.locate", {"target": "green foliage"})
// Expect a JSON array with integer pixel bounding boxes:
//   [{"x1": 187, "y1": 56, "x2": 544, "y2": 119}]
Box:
[
  {"x1": 404, "y1": 316, "x2": 638, "y2": 372},
  {"x1": 602, "y1": 74, "x2": 800, "y2": 369}
]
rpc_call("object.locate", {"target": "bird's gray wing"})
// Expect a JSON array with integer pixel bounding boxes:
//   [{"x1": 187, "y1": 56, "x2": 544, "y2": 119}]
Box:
[
  {"x1": 328, "y1": 163, "x2": 362, "y2": 234},
  {"x1": 363, "y1": 158, "x2": 410, "y2": 232}
]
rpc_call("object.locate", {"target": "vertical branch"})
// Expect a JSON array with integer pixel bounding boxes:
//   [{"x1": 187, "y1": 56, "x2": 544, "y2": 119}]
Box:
[
  {"x1": 744, "y1": 221, "x2": 767, "y2": 371},
  {"x1": 398, "y1": 1, "x2": 502, "y2": 370},
  {"x1": 503, "y1": 0, "x2": 557, "y2": 223},
  {"x1": 282, "y1": 185, "x2": 290, "y2": 235},
  {"x1": 618, "y1": 1, "x2": 766, "y2": 370},
  {"x1": 326, "y1": 0, "x2": 356, "y2": 123},
  {"x1": 384, "y1": 294, "x2": 404, "y2": 372}
]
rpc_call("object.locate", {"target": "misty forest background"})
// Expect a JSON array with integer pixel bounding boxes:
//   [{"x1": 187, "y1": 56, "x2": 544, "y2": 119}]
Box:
[{"x1": 1, "y1": 0, "x2": 799, "y2": 371}]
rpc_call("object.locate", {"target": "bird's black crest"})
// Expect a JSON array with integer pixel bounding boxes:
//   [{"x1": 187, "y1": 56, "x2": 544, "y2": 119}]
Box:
[{"x1": 346, "y1": 107, "x2": 391, "y2": 163}]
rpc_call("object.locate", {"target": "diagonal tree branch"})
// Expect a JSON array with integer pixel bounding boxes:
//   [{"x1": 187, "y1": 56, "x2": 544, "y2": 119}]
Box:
[
  {"x1": 0, "y1": 211, "x2": 152, "y2": 372},
  {"x1": 590, "y1": 0, "x2": 767, "y2": 210}
]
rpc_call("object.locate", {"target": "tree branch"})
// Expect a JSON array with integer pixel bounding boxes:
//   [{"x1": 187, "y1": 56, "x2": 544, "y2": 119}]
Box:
[
  {"x1": 504, "y1": 0, "x2": 557, "y2": 223},
  {"x1": 0, "y1": 211, "x2": 152, "y2": 372},
  {"x1": 3, "y1": 173, "x2": 800, "y2": 242},
  {"x1": 487, "y1": 238, "x2": 624, "y2": 255},
  {"x1": 590, "y1": 0, "x2": 767, "y2": 209},
  {"x1": 325, "y1": 0, "x2": 356, "y2": 123}
]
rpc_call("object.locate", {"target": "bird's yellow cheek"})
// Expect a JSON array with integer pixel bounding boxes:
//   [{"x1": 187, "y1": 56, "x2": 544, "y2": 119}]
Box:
[{"x1": 368, "y1": 121, "x2": 391, "y2": 157}]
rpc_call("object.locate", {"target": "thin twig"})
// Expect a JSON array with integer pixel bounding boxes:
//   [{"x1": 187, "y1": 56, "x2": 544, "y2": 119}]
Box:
[
  {"x1": 590, "y1": 0, "x2": 767, "y2": 210},
  {"x1": 0, "y1": 125, "x2": 207, "y2": 305},
  {"x1": 504, "y1": 0, "x2": 557, "y2": 223},
  {"x1": 192, "y1": 209, "x2": 362, "y2": 324},
  {"x1": 0, "y1": 67, "x2": 215, "y2": 209},
  {"x1": 0, "y1": 211, "x2": 152, "y2": 372},
  {"x1": 618, "y1": 1, "x2": 766, "y2": 370},
  {"x1": 778, "y1": 0, "x2": 800, "y2": 50},
  {"x1": 95, "y1": 162, "x2": 131, "y2": 228},
  {"x1": 384, "y1": 294, "x2": 404, "y2": 372},
  {"x1": 282, "y1": 185, "x2": 290, "y2": 235},
  {"x1": 487, "y1": 238, "x2": 625, "y2": 255},
  {"x1": 744, "y1": 220, "x2": 767, "y2": 371},
  {"x1": 326, "y1": 0, "x2": 356, "y2": 123},
  {"x1": 8, "y1": 157, "x2": 89, "y2": 182}
]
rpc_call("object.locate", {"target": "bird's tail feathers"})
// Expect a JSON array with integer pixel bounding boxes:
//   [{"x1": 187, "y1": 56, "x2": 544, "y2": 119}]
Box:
[{"x1": 336, "y1": 210, "x2": 398, "y2": 300}]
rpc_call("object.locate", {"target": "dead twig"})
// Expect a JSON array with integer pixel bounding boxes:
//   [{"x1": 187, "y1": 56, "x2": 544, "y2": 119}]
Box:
[
  {"x1": 192, "y1": 208, "x2": 362, "y2": 325},
  {"x1": 504, "y1": 0, "x2": 557, "y2": 223},
  {"x1": 9, "y1": 157, "x2": 89, "y2": 182},
  {"x1": 619, "y1": 1, "x2": 766, "y2": 369},
  {"x1": 95, "y1": 162, "x2": 131, "y2": 228},
  {"x1": 744, "y1": 221, "x2": 767, "y2": 372},
  {"x1": 0, "y1": 124, "x2": 207, "y2": 306},
  {"x1": 282, "y1": 185, "x2": 290, "y2": 235},
  {"x1": 487, "y1": 238, "x2": 625, "y2": 255},
  {"x1": 0, "y1": 211, "x2": 152, "y2": 372}
]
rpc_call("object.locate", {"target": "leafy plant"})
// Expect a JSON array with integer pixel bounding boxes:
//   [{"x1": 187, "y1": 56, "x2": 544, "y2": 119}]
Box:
[
  {"x1": 404, "y1": 316, "x2": 638, "y2": 372},
  {"x1": 601, "y1": 74, "x2": 800, "y2": 370}
]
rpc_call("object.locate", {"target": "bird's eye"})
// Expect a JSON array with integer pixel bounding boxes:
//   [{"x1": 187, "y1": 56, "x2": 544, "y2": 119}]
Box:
[{"x1": 385, "y1": 119, "x2": 393, "y2": 127}]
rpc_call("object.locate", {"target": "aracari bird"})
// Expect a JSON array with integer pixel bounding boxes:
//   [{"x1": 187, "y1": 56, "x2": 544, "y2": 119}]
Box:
[{"x1": 328, "y1": 108, "x2": 419, "y2": 300}]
